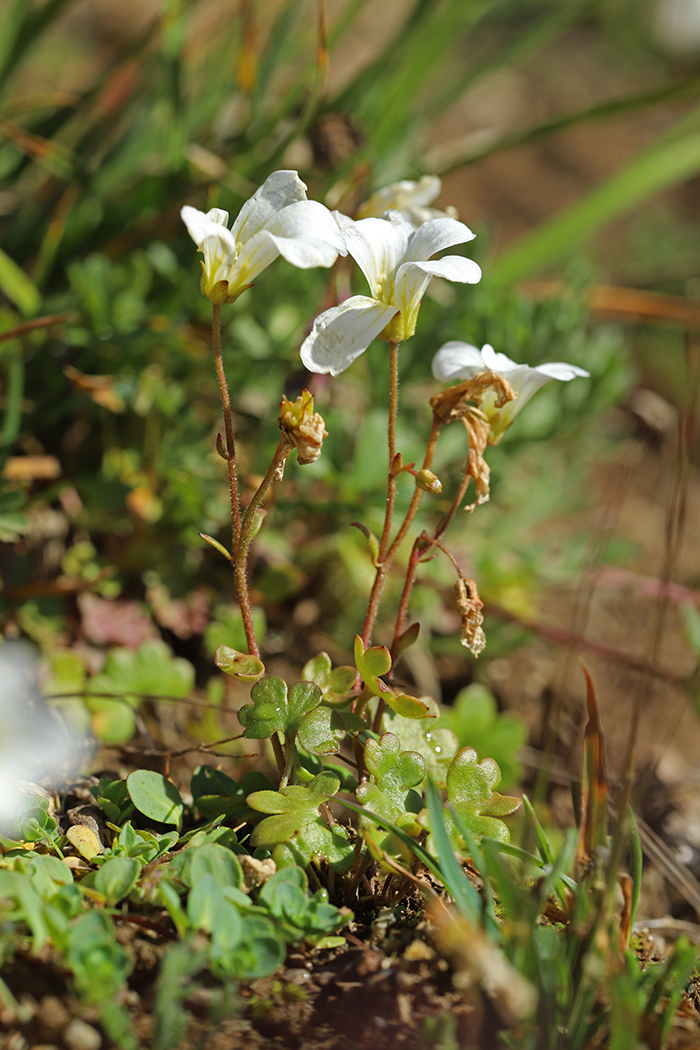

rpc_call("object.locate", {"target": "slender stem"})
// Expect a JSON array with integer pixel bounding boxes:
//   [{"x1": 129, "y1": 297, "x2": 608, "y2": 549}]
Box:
[
  {"x1": 278, "y1": 736, "x2": 296, "y2": 790},
  {"x1": 211, "y1": 304, "x2": 260, "y2": 656},
  {"x1": 391, "y1": 471, "x2": 471, "y2": 648},
  {"x1": 435, "y1": 469, "x2": 472, "y2": 540},
  {"x1": 392, "y1": 536, "x2": 427, "y2": 648},
  {"x1": 211, "y1": 304, "x2": 241, "y2": 556},
  {"x1": 271, "y1": 733, "x2": 286, "y2": 778},
  {"x1": 234, "y1": 435, "x2": 291, "y2": 659},
  {"x1": 360, "y1": 341, "x2": 400, "y2": 647},
  {"x1": 360, "y1": 400, "x2": 442, "y2": 649},
  {"x1": 378, "y1": 341, "x2": 400, "y2": 561}
]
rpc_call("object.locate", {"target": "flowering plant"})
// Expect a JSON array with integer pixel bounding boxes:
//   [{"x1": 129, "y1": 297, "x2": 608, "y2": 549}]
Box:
[{"x1": 177, "y1": 168, "x2": 590, "y2": 945}]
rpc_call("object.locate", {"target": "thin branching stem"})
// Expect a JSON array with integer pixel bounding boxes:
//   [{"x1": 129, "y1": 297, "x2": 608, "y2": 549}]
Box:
[
  {"x1": 360, "y1": 342, "x2": 400, "y2": 646},
  {"x1": 362, "y1": 403, "x2": 443, "y2": 648},
  {"x1": 391, "y1": 467, "x2": 472, "y2": 647},
  {"x1": 234, "y1": 435, "x2": 292, "y2": 658},
  {"x1": 212, "y1": 303, "x2": 259, "y2": 655}
]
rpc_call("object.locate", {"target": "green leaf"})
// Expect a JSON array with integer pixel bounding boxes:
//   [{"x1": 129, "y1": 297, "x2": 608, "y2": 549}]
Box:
[
  {"x1": 384, "y1": 692, "x2": 432, "y2": 720},
  {"x1": 95, "y1": 857, "x2": 141, "y2": 906},
  {"x1": 211, "y1": 914, "x2": 285, "y2": 980},
  {"x1": 248, "y1": 773, "x2": 353, "y2": 874},
  {"x1": 428, "y1": 747, "x2": 521, "y2": 852},
  {"x1": 354, "y1": 634, "x2": 391, "y2": 683},
  {"x1": 350, "y1": 521, "x2": 381, "y2": 567},
  {"x1": 296, "y1": 706, "x2": 347, "y2": 756},
  {"x1": 301, "y1": 651, "x2": 359, "y2": 706},
  {"x1": 188, "y1": 874, "x2": 232, "y2": 934},
  {"x1": 383, "y1": 697, "x2": 458, "y2": 788},
  {"x1": 238, "y1": 675, "x2": 323, "y2": 742},
  {"x1": 126, "y1": 770, "x2": 184, "y2": 828},
  {"x1": 393, "y1": 622, "x2": 420, "y2": 658},
  {"x1": 189, "y1": 843, "x2": 243, "y2": 890},
  {"x1": 258, "y1": 867, "x2": 350, "y2": 944},
  {"x1": 356, "y1": 733, "x2": 425, "y2": 869},
  {"x1": 438, "y1": 684, "x2": 526, "y2": 788},
  {"x1": 190, "y1": 765, "x2": 245, "y2": 820},
  {"x1": 363, "y1": 732, "x2": 424, "y2": 810},
  {"x1": 215, "y1": 646, "x2": 265, "y2": 682}
]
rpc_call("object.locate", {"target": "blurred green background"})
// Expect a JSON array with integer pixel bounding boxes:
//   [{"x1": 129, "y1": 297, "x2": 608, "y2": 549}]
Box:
[{"x1": 1, "y1": 0, "x2": 699, "y2": 762}]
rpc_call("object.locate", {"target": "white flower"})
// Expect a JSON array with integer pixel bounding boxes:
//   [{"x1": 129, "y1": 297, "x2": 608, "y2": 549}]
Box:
[
  {"x1": 0, "y1": 642, "x2": 90, "y2": 823},
  {"x1": 181, "y1": 170, "x2": 346, "y2": 305},
  {"x1": 301, "y1": 210, "x2": 481, "y2": 375},
  {"x1": 356, "y1": 175, "x2": 458, "y2": 228},
  {"x1": 432, "y1": 341, "x2": 589, "y2": 442}
]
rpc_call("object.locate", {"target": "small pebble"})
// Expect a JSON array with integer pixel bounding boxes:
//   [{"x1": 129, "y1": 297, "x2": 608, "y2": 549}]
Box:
[{"x1": 62, "y1": 1019, "x2": 102, "y2": 1050}]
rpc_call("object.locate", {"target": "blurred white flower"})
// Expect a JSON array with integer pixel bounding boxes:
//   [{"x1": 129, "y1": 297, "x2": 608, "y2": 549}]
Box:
[
  {"x1": 432, "y1": 342, "x2": 589, "y2": 443},
  {"x1": 356, "y1": 175, "x2": 458, "y2": 228},
  {"x1": 181, "y1": 170, "x2": 346, "y2": 305},
  {"x1": 653, "y1": 0, "x2": 700, "y2": 54},
  {"x1": 301, "y1": 210, "x2": 481, "y2": 375},
  {"x1": 0, "y1": 641, "x2": 89, "y2": 823}
]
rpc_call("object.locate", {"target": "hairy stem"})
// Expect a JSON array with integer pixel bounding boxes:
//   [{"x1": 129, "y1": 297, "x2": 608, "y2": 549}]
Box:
[
  {"x1": 235, "y1": 435, "x2": 291, "y2": 659},
  {"x1": 392, "y1": 535, "x2": 428, "y2": 648},
  {"x1": 390, "y1": 469, "x2": 471, "y2": 648},
  {"x1": 211, "y1": 303, "x2": 259, "y2": 655},
  {"x1": 379, "y1": 341, "x2": 400, "y2": 561},
  {"x1": 361, "y1": 401, "x2": 443, "y2": 648},
  {"x1": 211, "y1": 304, "x2": 241, "y2": 556},
  {"x1": 360, "y1": 343, "x2": 400, "y2": 647}
]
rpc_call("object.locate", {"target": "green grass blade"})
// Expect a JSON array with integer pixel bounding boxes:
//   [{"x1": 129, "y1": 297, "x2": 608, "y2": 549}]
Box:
[
  {"x1": 342, "y1": 790, "x2": 483, "y2": 923},
  {"x1": 627, "y1": 807, "x2": 642, "y2": 933},
  {"x1": 0, "y1": 249, "x2": 40, "y2": 316},
  {"x1": 491, "y1": 125, "x2": 700, "y2": 285},
  {"x1": 522, "y1": 794, "x2": 555, "y2": 866},
  {"x1": 447, "y1": 803, "x2": 500, "y2": 941},
  {"x1": 429, "y1": 75, "x2": 700, "y2": 176}
]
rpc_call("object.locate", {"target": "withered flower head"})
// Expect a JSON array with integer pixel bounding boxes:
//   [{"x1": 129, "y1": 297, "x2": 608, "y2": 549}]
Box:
[
  {"x1": 430, "y1": 371, "x2": 516, "y2": 510},
  {"x1": 278, "y1": 390, "x2": 328, "y2": 465},
  {"x1": 433, "y1": 342, "x2": 589, "y2": 443},
  {"x1": 454, "y1": 576, "x2": 486, "y2": 657}
]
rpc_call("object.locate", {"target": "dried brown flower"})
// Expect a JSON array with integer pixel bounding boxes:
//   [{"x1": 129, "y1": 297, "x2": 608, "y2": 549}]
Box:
[
  {"x1": 278, "y1": 390, "x2": 328, "y2": 465},
  {"x1": 430, "y1": 370, "x2": 516, "y2": 509},
  {"x1": 454, "y1": 576, "x2": 486, "y2": 657}
]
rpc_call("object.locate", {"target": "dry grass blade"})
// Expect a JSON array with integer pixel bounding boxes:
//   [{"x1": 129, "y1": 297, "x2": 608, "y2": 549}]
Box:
[{"x1": 577, "y1": 662, "x2": 609, "y2": 867}]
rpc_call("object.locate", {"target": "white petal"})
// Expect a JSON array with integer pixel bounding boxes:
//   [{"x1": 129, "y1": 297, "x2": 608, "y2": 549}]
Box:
[
  {"x1": 336, "y1": 211, "x2": 413, "y2": 300},
  {"x1": 300, "y1": 296, "x2": 398, "y2": 376},
  {"x1": 481, "y1": 344, "x2": 519, "y2": 372},
  {"x1": 432, "y1": 341, "x2": 486, "y2": 381},
  {"x1": 228, "y1": 229, "x2": 280, "y2": 292},
  {"x1": 181, "y1": 205, "x2": 224, "y2": 248},
  {"x1": 405, "y1": 216, "x2": 476, "y2": 262},
  {"x1": 199, "y1": 231, "x2": 238, "y2": 286},
  {"x1": 395, "y1": 256, "x2": 482, "y2": 323},
  {"x1": 231, "y1": 170, "x2": 308, "y2": 245},
  {"x1": 265, "y1": 200, "x2": 347, "y2": 265},
  {"x1": 357, "y1": 175, "x2": 442, "y2": 219},
  {"x1": 534, "y1": 362, "x2": 590, "y2": 381},
  {"x1": 204, "y1": 207, "x2": 230, "y2": 227}
]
